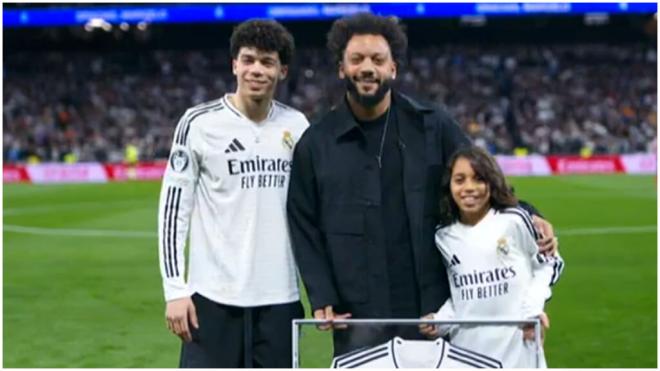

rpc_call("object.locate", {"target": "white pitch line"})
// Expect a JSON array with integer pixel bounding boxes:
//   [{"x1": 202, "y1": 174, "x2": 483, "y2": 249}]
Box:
[
  {"x1": 2, "y1": 224, "x2": 656, "y2": 239},
  {"x1": 3, "y1": 224, "x2": 155, "y2": 238},
  {"x1": 558, "y1": 225, "x2": 656, "y2": 236},
  {"x1": 4, "y1": 200, "x2": 154, "y2": 216}
]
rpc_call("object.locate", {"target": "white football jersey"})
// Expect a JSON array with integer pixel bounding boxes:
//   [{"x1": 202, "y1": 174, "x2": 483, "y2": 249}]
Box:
[
  {"x1": 331, "y1": 336, "x2": 503, "y2": 368},
  {"x1": 158, "y1": 94, "x2": 309, "y2": 306},
  {"x1": 434, "y1": 207, "x2": 564, "y2": 368}
]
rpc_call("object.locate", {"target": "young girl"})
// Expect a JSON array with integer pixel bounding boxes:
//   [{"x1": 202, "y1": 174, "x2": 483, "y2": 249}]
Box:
[{"x1": 420, "y1": 146, "x2": 564, "y2": 368}]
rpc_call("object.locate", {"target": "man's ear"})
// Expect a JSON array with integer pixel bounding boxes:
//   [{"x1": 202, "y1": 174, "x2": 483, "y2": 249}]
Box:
[
  {"x1": 338, "y1": 62, "x2": 345, "y2": 79},
  {"x1": 232, "y1": 59, "x2": 237, "y2": 76}
]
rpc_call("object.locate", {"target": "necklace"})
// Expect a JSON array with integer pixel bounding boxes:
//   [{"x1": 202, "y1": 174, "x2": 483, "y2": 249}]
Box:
[{"x1": 376, "y1": 107, "x2": 391, "y2": 169}]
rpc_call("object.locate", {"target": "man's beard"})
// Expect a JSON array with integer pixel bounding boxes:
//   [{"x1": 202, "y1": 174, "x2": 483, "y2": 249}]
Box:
[{"x1": 345, "y1": 77, "x2": 393, "y2": 108}]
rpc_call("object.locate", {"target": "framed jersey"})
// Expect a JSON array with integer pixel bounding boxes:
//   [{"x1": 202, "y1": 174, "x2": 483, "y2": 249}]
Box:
[{"x1": 331, "y1": 336, "x2": 503, "y2": 369}]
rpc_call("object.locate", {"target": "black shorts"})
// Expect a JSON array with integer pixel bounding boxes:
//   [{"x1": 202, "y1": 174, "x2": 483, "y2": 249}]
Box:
[{"x1": 179, "y1": 293, "x2": 304, "y2": 368}]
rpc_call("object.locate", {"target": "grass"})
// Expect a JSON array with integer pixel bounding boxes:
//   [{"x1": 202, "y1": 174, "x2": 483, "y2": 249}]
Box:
[{"x1": 3, "y1": 175, "x2": 657, "y2": 367}]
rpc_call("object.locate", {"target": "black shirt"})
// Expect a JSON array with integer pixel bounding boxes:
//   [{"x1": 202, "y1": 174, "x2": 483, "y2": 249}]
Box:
[{"x1": 355, "y1": 104, "x2": 420, "y2": 318}]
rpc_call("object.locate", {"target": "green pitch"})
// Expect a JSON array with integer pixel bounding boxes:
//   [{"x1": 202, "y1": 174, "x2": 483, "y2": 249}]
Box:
[{"x1": 3, "y1": 175, "x2": 657, "y2": 367}]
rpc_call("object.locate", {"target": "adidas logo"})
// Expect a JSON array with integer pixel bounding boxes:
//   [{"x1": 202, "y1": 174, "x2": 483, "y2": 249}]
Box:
[
  {"x1": 224, "y1": 138, "x2": 246, "y2": 153},
  {"x1": 450, "y1": 255, "x2": 461, "y2": 266}
]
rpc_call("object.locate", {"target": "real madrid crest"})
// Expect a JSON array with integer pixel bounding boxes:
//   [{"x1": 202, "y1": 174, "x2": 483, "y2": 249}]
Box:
[
  {"x1": 496, "y1": 236, "x2": 510, "y2": 256},
  {"x1": 170, "y1": 149, "x2": 190, "y2": 172},
  {"x1": 282, "y1": 130, "x2": 295, "y2": 150}
]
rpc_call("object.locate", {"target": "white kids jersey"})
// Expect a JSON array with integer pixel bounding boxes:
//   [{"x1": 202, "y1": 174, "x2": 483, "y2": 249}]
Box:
[
  {"x1": 331, "y1": 336, "x2": 503, "y2": 368},
  {"x1": 158, "y1": 94, "x2": 309, "y2": 306},
  {"x1": 434, "y1": 207, "x2": 564, "y2": 368}
]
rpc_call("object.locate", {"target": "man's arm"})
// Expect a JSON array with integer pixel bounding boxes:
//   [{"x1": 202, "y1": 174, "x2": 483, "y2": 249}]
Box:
[
  {"x1": 516, "y1": 213, "x2": 565, "y2": 342},
  {"x1": 287, "y1": 132, "x2": 340, "y2": 313},
  {"x1": 158, "y1": 110, "x2": 201, "y2": 342}
]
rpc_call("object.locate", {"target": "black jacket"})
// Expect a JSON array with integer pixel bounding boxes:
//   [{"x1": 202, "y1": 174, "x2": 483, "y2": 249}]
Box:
[{"x1": 287, "y1": 92, "x2": 471, "y2": 318}]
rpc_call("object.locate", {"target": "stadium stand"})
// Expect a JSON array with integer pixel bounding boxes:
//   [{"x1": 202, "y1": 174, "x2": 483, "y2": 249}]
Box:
[{"x1": 3, "y1": 6, "x2": 656, "y2": 163}]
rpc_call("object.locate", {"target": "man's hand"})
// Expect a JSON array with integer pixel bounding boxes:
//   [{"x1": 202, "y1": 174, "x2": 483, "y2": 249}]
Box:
[
  {"x1": 419, "y1": 313, "x2": 439, "y2": 339},
  {"x1": 166, "y1": 297, "x2": 199, "y2": 342},
  {"x1": 313, "y1": 305, "x2": 352, "y2": 330},
  {"x1": 532, "y1": 215, "x2": 559, "y2": 256},
  {"x1": 523, "y1": 312, "x2": 550, "y2": 345}
]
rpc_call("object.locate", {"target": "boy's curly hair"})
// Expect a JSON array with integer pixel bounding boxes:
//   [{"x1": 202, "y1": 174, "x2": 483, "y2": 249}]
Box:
[{"x1": 230, "y1": 19, "x2": 295, "y2": 65}]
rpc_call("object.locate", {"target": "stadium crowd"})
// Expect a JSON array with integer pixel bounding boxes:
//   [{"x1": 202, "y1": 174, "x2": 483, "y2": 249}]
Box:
[{"x1": 3, "y1": 43, "x2": 656, "y2": 163}]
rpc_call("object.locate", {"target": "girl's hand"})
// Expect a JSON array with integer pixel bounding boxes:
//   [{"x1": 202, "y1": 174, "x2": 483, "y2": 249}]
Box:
[
  {"x1": 523, "y1": 312, "x2": 550, "y2": 345},
  {"x1": 419, "y1": 313, "x2": 440, "y2": 338}
]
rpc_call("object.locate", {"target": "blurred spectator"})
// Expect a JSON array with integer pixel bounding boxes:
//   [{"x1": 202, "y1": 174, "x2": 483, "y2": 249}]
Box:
[{"x1": 3, "y1": 43, "x2": 656, "y2": 163}]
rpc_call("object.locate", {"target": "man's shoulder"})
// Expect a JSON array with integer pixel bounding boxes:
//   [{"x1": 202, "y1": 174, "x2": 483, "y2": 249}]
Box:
[
  {"x1": 301, "y1": 106, "x2": 341, "y2": 137},
  {"x1": 395, "y1": 92, "x2": 456, "y2": 127},
  {"x1": 290, "y1": 109, "x2": 340, "y2": 155},
  {"x1": 312, "y1": 105, "x2": 343, "y2": 127},
  {"x1": 396, "y1": 92, "x2": 446, "y2": 113}
]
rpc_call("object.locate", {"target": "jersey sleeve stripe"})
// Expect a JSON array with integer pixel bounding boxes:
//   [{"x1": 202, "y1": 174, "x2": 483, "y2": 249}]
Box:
[
  {"x1": 536, "y1": 253, "x2": 548, "y2": 264},
  {"x1": 447, "y1": 354, "x2": 486, "y2": 368},
  {"x1": 162, "y1": 187, "x2": 173, "y2": 278},
  {"x1": 172, "y1": 187, "x2": 182, "y2": 277},
  {"x1": 550, "y1": 260, "x2": 558, "y2": 285},
  {"x1": 173, "y1": 99, "x2": 224, "y2": 145},
  {"x1": 165, "y1": 186, "x2": 178, "y2": 278},
  {"x1": 448, "y1": 349, "x2": 499, "y2": 368},
  {"x1": 336, "y1": 345, "x2": 389, "y2": 368},
  {"x1": 449, "y1": 345, "x2": 503, "y2": 368},
  {"x1": 515, "y1": 205, "x2": 540, "y2": 240},
  {"x1": 166, "y1": 188, "x2": 173, "y2": 277},
  {"x1": 550, "y1": 257, "x2": 564, "y2": 286},
  {"x1": 174, "y1": 118, "x2": 185, "y2": 146},
  {"x1": 513, "y1": 206, "x2": 538, "y2": 239},
  {"x1": 501, "y1": 207, "x2": 539, "y2": 240},
  {"x1": 332, "y1": 346, "x2": 370, "y2": 368},
  {"x1": 345, "y1": 351, "x2": 389, "y2": 368},
  {"x1": 331, "y1": 346, "x2": 369, "y2": 365}
]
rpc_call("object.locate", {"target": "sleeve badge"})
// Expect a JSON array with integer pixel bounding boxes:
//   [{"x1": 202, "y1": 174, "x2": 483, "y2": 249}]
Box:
[{"x1": 170, "y1": 149, "x2": 190, "y2": 172}]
